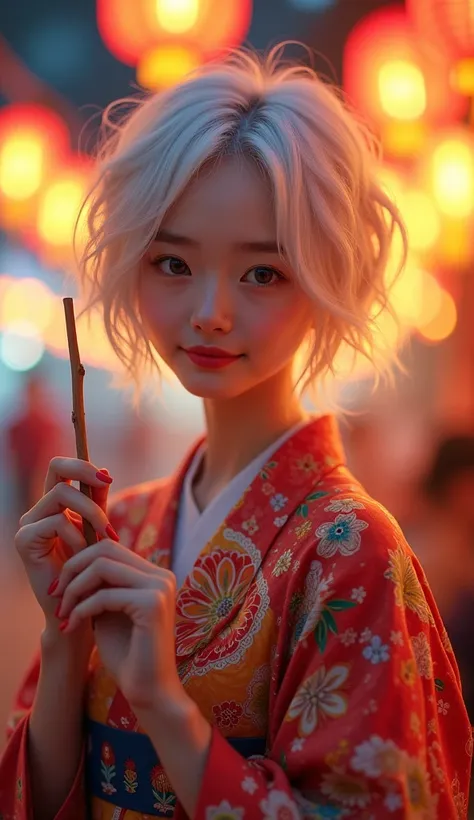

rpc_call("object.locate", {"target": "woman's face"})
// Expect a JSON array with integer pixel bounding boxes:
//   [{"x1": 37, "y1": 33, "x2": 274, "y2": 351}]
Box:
[{"x1": 138, "y1": 156, "x2": 314, "y2": 400}]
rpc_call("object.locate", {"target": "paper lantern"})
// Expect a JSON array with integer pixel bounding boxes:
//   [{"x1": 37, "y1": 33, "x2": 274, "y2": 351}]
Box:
[
  {"x1": 97, "y1": 0, "x2": 252, "y2": 66},
  {"x1": 343, "y1": 5, "x2": 468, "y2": 155}
]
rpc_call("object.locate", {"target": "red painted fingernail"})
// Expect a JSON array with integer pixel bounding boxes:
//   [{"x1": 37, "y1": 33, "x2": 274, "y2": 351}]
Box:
[
  {"x1": 55, "y1": 601, "x2": 63, "y2": 619},
  {"x1": 105, "y1": 523, "x2": 120, "y2": 542},
  {"x1": 96, "y1": 470, "x2": 113, "y2": 484},
  {"x1": 59, "y1": 619, "x2": 69, "y2": 632},
  {"x1": 47, "y1": 578, "x2": 59, "y2": 595}
]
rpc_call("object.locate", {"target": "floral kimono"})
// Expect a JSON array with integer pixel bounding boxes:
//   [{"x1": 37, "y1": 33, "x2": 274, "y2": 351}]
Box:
[{"x1": 0, "y1": 415, "x2": 471, "y2": 819}]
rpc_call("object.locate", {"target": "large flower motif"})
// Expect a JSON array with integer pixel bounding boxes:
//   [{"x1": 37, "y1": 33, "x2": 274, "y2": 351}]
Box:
[
  {"x1": 316, "y1": 513, "x2": 368, "y2": 558},
  {"x1": 350, "y1": 736, "x2": 403, "y2": 778},
  {"x1": 260, "y1": 790, "x2": 300, "y2": 820},
  {"x1": 384, "y1": 545, "x2": 434, "y2": 624},
  {"x1": 404, "y1": 755, "x2": 435, "y2": 815},
  {"x1": 287, "y1": 664, "x2": 349, "y2": 736},
  {"x1": 176, "y1": 546, "x2": 268, "y2": 669},
  {"x1": 320, "y1": 771, "x2": 371, "y2": 809}
]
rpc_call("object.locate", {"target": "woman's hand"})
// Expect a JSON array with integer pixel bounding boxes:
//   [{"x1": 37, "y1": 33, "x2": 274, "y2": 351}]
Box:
[
  {"x1": 50, "y1": 539, "x2": 182, "y2": 713},
  {"x1": 14, "y1": 456, "x2": 117, "y2": 656}
]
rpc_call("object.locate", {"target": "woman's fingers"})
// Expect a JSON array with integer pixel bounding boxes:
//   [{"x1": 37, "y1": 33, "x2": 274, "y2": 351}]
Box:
[
  {"x1": 19, "y1": 482, "x2": 115, "y2": 539},
  {"x1": 57, "y1": 557, "x2": 155, "y2": 619},
  {"x1": 43, "y1": 456, "x2": 113, "y2": 513},
  {"x1": 15, "y1": 512, "x2": 87, "y2": 559},
  {"x1": 61, "y1": 587, "x2": 163, "y2": 632},
  {"x1": 53, "y1": 540, "x2": 161, "y2": 598}
]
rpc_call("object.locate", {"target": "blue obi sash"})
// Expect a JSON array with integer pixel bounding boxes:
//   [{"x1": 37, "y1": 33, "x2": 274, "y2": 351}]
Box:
[{"x1": 86, "y1": 718, "x2": 266, "y2": 816}]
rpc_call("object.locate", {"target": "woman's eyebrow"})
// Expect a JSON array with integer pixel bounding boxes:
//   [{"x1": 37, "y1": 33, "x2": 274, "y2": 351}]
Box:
[{"x1": 154, "y1": 230, "x2": 282, "y2": 255}]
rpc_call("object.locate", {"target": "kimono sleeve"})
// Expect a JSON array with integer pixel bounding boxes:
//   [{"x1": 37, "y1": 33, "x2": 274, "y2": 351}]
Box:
[
  {"x1": 194, "y1": 507, "x2": 471, "y2": 820},
  {"x1": 0, "y1": 652, "x2": 86, "y2": 819}
]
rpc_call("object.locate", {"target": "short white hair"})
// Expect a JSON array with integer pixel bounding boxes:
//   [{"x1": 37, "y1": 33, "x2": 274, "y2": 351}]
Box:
[{"x1": 77, "y1": 44, "x2": 407, "y2": 401}]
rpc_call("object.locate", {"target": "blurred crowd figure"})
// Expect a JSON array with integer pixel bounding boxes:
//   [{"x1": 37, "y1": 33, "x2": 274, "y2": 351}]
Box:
[
  {"x1": 5, "y1": 374, "x2": 67, "y2": 525},
  {"x1": 411, "y1": 433, "x2": 474, "y2": 724}
]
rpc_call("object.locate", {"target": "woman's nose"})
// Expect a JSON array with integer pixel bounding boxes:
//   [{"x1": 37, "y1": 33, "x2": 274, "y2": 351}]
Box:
[{"x1": 190, "y1": 277, "x2": 233, "y2": 334}]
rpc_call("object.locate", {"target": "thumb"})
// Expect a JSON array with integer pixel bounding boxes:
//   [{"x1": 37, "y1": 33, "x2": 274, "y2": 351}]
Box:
[{"x1": 90, "y1": 467, "x2": 113, "y2": 514}]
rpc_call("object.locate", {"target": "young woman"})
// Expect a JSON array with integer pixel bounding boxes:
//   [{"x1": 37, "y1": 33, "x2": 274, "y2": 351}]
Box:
[{"x1": 0, "y1": 47, "x2": 470, "y2": 820}]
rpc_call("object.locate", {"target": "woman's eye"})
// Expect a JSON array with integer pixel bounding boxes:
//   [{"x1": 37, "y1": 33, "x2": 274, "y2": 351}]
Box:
[
  {"x1": 151, "y1": 256, "x2": 191, "y2": 276},
  {"x1": 244, "y1": 266, "x2": 284, "y2": 286}
]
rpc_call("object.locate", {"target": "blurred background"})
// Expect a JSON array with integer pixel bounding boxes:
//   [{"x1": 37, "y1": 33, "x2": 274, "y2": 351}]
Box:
[{"x1": 1, "y1": 0, "x2": 474, "y2": 754}]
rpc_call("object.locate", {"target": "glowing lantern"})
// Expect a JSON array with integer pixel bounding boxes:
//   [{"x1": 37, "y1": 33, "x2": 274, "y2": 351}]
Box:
[
  {"x1": 343, "y1": 5, "x2": 468, "y2": 158},
  {"x1": 0, "y1": 104, "x2": 69, "y2": 232},
  {"x1": 97, "y1": 0, "x2": 252, "y2": 66},
  {"x1": 137, "y1": 42, "x2": 202, "y2": 89},
  {"x1": 417, "y1": 287, "x2": 457, "y2": 343},
  {"x1": 423, "y1": 129, "x2": 474, "y2": 219},
  {"x1": 36, "y1": 160, "x2": 92, "y2": 266},
  {"x1": 407, "y1": 0, "x2": 474, "y2": 93}
]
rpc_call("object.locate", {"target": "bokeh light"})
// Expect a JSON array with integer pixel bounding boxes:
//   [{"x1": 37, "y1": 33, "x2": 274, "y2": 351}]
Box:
[
  {"x1": 0, "y1": 321, "x2": 45, "y2": 372},
  {"x1": 0, "y1": 277, "x2": 54, "y2": 333},
  {"x1": 417, "y1": 288, "x2": 457, "y2": 343},
  {"x1": 430, "y1": 137, "x2": 474, "y2": 218},
  {"x1": 137, "y1": 43, "x2": 201, "y2": 89},
  {"x1": 156, "y1": 0, "x2": 199, "y2": 34},
  {"x1": 378, "y1": 60, "x2": 426, "y2": 121}
]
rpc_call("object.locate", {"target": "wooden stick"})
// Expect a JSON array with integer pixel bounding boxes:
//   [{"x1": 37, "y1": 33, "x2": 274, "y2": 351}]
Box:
[{"x1": 63, "y1": 297, "x2": 97, "y2": 547}]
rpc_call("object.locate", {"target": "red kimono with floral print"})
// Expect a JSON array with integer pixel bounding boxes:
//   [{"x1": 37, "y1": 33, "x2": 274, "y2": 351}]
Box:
[{"x1": 0, "y1": 415, "x2": 471, "y2": 819}]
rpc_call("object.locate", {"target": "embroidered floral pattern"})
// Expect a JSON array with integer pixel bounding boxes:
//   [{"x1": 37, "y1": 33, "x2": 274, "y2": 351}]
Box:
[
  {"x1": 287, "y1": 664, "x2": 349, "y2": 735},
  {"x1": 213, "y1": 700, "x2": 243, "y2": 729},
  {"x1": 384, "y1": 544, "x2": 434, "y2": 624},
  {"x1": 411, "y1": 632, "x2": 433, "y2": 679},
  {"x1": 316, "y1": 513, "x2": 368, "y2": 558}
]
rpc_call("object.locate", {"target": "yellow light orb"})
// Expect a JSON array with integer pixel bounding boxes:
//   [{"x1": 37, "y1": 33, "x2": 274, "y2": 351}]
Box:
[
  {"x1": 400, "y1": 189, "x2": 440, "y2": 252},
  {"x1": 0, "y1": 136, "x2": 44, "y2": 201},
  {"x1": 378, "y1": 59, "x2": 427, "y2": 120},
  {"x1": 418, "y1": 288, "x2": 457, "y2": 343},
  {"x1": 0, "y1": 277, "x2": 54, "y2": 332},
  {"x1": 155, "y1": 0, "x2": 200, "y2": 34},
  {"x1": 137, "y1": 44, "x2": 201, "y2": 90},
  {"x1": 37, "y1": 175, "x2": 87, "y2": 248},
  {"x1": 431, "y1": 139, "x2": 474, "y2": 218}
]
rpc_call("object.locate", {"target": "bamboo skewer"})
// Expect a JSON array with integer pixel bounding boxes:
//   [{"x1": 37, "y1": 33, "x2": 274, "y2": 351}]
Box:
[{"x1": 63, "y1": 297, "x2": 97, "y2": 547}]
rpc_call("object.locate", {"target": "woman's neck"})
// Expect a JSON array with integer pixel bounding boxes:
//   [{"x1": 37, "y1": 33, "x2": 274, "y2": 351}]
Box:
[{"x1": 193, "y1": 370, "x2": 310, "y2": 509}]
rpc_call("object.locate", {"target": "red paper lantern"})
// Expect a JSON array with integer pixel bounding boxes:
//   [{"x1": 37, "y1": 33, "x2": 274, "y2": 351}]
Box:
[
  {"x1": 343, "y1": 5, "x2": 468, "y2": 139},
  {"x1": 406, "y1": 0, "x2": 474, "y2": 62},
  {"x1": 97, "y1": 0, "x2": 253, "y2": 66}
]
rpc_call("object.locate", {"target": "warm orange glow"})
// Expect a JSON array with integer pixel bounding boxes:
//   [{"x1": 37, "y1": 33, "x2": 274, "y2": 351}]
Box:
[
  {"x1": 37, "y1": 164, "x2": 90, "y2": 249},
  {"x1": 137, "y1": 43, "x2": 201, "y2": 89},
  {"x1": 0, "y1": 104, "x2": 69, "y2": 205},
  {"x1": 451, "y1": 57, "x2": 474, "y2": 95},
  {"x1": 343, "y1": 5, "x2": 468, "y2": 137},
  {"x1": 381, "y1": 120, "x2": 427, "y2": 158},
  {"x1": 156, "y1": 0, "x2": 199, "y2": 34},
  {"x1": 0, "y1": 277, "x2": 54, "y2": 332},
  {"x1": 417, "y1": 288, "x2": 457, "y2": 343},
  {"x1": 378, "y1": 60, "x2": 426, "y2": 120},
  {"x1": 97, "y1": 0, "x2": 252, "y2": 66},
  {"x1": 400, "y1": 189, "x2": 440, "y2": 252},
  {"x1": 431, "y1": 137, "x2": 474, "y2": 218},
  {"x1": 407, "y1": 0, "x2": 474, "y2": 63},
  {"x1": 414, "y1": 270, "x2": 444, "y2": 329},
  {"x1": 0, "y1": 137, "x2": 43, "y2": 201}
]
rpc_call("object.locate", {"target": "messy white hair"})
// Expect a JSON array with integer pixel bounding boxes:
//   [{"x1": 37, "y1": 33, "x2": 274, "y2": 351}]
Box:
[{"x1": 77, "y1": 44, "x2": 407, "y2": 402}]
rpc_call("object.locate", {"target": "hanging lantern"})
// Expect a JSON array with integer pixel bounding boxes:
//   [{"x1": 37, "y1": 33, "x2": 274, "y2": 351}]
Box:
[
  {"x1": 35, "y1": 157, "x2": 93, "y2": 268},
  {"x1": 343, "y1": 5, "x2": 468, "y2": 159},
  {"x1": 97, "y1": 0, "x2": 252, "y2": 67},
  {"x1": 0, "y1": 104, "x2": 69, "y2": 234},
  {"x1": 407, "y1": 0, "x2": 474, "y2": 94}
]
